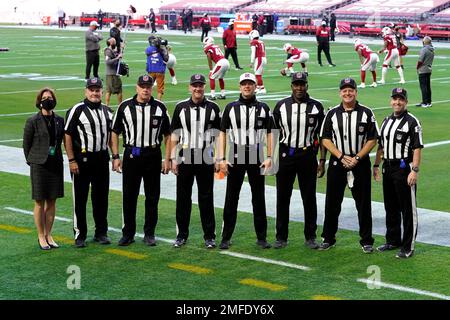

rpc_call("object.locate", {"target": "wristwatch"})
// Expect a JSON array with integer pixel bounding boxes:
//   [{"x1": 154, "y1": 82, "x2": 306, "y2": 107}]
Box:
[
  {"x1": 112, "y1": 154, "x2": 120, "y2": 160},
  {"x1": 355, "y1": 155, "x2": 361, "y2": 161},
  {"x1": 412, "y1": 166, "x2": 420, "y2": 173}
]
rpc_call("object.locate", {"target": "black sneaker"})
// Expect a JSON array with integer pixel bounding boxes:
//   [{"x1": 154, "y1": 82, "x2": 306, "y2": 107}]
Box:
[
  {"x1": 396, "y1": 249, "x2": 414, "y2": 259},
  {"x1": 173, "y1": 238, "x2": 186, "y2": 248},
  {"x1": 273, "y1": 239, "x2": 288, "y2": 249},
  {"x1": 256, "y1": 239, "x2": 272, "y2": 249},
  {"x1": 118, "y1": 236, "x2": 135, "y2": 246},
  {"x1": 205, "y1": 239, "x2": 216, "y2": 249},
  {"x1": 143, "y1": 235, "x2": 157, "y2": 246},
  {"x1": 235, "y1": 66, "x2": 243, "y2": 70},
  {"x1": 93, "y1": 235, "x2": 111, "y2": 245},
  {"x1": 415, "y1": 102, "x2": 424, "y2": 107},
  {"x1": 362, "y1": 245, "x2": 374, "y2": 254},
  {"x1": 75, "y1": 238, "x2": 87, "y2": 248},
  {"x1": 330, "y1": 63, "x2": 336, "y2": 67},
  {"x1": 318, "y1": 63, "x2": 323, "y2": 67},
  {"x1": 218, "y1": 95, "x2": 226, "y2": 100},
  {"x1": 318, "y1": 242, "x2": 335, "y2": 251},
  {"x1": 305, "y1": 239, "x2": 319, "y2": 249},
  {"x1": 377, "y1": 243, "x2": 398, "y2": 252},
  {"x1": 209, "y1": 96, "x2": 217, "y2": 100},
  {"x1": 219, "y1": 240, "x2": 231, "y2": 250}
]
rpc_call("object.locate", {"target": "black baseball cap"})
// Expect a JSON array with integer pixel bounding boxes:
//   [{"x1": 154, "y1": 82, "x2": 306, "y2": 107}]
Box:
[
  {"x1": 137, "y1": 75, "x2": 154, "y2": 87},
  {"x1": 291, "y1": 72, "x2": 308, "y2": 84},
  {"x1": 190, "y1": 74, "x2": 206, "y2": 85},
  {"x1": 86, "y1": 77, "x2": 103, "y2": 88},
  {"x1": 391, "y1": 87, "x2": 408, "y2": 100},
  {"x1": 339, "y1": 77, "x2": 357, "y2": 90}
]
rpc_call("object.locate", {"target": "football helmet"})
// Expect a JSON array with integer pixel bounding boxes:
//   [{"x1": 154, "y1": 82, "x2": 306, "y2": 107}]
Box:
[
  {"x1": 354, "y1": 38, "x2": 362, "y2": 48},
  {"x1": 381, "y1": 26, "x2": 392, "y2": 36},
  {"x1": 283, "y1": 43, "x2": 293, "y2": 52},
  {"x1": 249, "y1": 30, "x2": 260, "y2": 40},
  {"x1": 203, "y1": 36, "x2": 214, "y2": 47}
]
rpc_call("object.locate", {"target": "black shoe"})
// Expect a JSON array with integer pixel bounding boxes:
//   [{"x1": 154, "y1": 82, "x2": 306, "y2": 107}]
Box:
[
  {"x1": 118, "y1": 236, "x2": 135, "y2": 246},
  {"x1": 305, "y1": 239, "x2": 319, "y2": 249},
  {"x1": 219, "y1": 240, "x2": 231, "y2": 250},
  {"x1": 173, "y1": 238, "x2": 186, "y2": 248},
  {"x1": 377, "y1": 243, "x2": 398, "y2": 252},
  {"x1": 38, "y1": 239, "x2": 51, "y2": 250},
  {"x1": 396, "y1": 248, "x2": 414, "y2": 259},
  {"x1": 218, "y1": 95, "x2": 226, "y2": 100},
  {"x1": 143, "y1": 235, "x2": 157, "y2": 246},
  {"x1": 362, "y1": 245, "x2": 374, "y2": 254},
  {"x1": 256, "y1": 239, "x2": 271, "y2": 249},
  {"x1": 235, "y1": 66, "x2": 243, "y2": 70},
  {"x1": 318, "y1": 241, "x2": 335, "y2": 251},
  {"x1": 273, "y1": 239, "x2": 287, "y2": 249},
  {"x1": 318, "y1": 63, "x2": 323, "y2": 67},
  {"x1": 75, "y1": 238, "x2": 87, "y2": 248},
  {"x1": 330, "y1": 63, "x2": 336, "y2": 67},
  {"x1": 45, "y1": 236, "x2": 59, "y2": 248},
  {"x1": 415, "y1": 102, "x2": 424, "y2": 107},
  {"x1": 209, "y1": 96, "x2": 217, "y2": 100},
  {"x1": 205, "y1": 239, "x2": 216, "y2": 249},
  {"x1": 93, "y1": 235, "x2": 111, "y2": 245}
]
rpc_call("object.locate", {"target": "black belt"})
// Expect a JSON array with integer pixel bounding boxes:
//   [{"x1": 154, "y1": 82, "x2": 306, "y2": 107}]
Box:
[
  {"x1": 384, "y1": 158, "x2": 411, "y2": 166},
  {"x1": 280, "y1": 145, "x2": 313, "y2": 152}
]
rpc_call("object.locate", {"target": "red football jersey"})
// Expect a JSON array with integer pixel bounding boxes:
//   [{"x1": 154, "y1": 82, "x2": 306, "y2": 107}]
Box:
[
  {"x1": 250, "y1": 39, "x2": 266, "y2": 58},
  {"x1": 383, "y1": 34, "x2": 397, "y2": 51},
  {"x1": 290, "y1": 47, "x2": 303, "y2": 59},
  {"x1": 355, "y1": 43, "x2": 373, "y2": 59},
  {"x1": 204, "y1": 44, "x2": 225, "y2": 63}
]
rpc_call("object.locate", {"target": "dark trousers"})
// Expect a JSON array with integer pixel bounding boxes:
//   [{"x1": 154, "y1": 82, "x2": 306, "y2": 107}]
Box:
[
  {"x1": 382, "y1": 162, "x2": 418, "y2": 251},
  {"x1": 419, "y1": 73, "x2": 432, "y2": 104},
  {"x1": 201, "y1": 29, "x2": 209, "y2": 42},
  {"x1": 85, "y1": 50, "x2": 100, "y2": 79},
  {"x1": 151, "y1": 22, "x2": 156, "y2": 33},
  {"x1": 225, "y1": 47, "x2": 241, "y2": 68},
  {"x1": 330, "y1": 29, "x2": 335, "y2": 41},
  {"x1": 322, "y1": 157, "x2": 374, "y2": 246},
  {"x1": 222, "y1": 163, "x2": 267, "y2": 242},
  {"x1": 121, "y1": 147, "x2": 162, "y2": 238},
  {"x1": 276, "y1": 147, "x2": 318, "y2": 241},
  {"x1": 317, "y1": 41, "x2": 333, "y2": 65},
  {"x1": 176, "y1": 163, "x2": 216, "y2": 240},
  {"x1": 72, "y1": 151, "x2": 109, "y2": 240}
]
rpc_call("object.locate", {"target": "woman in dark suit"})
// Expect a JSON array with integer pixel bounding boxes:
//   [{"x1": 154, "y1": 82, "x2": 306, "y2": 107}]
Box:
[{"x1": 23, "y1": 88, "x2": 65, "y2": 250}]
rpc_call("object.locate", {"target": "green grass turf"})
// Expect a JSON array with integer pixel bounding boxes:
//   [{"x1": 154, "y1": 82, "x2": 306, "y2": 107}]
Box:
[{"x1": 0, "y1": 27, "x2": 449, "y2": 300}]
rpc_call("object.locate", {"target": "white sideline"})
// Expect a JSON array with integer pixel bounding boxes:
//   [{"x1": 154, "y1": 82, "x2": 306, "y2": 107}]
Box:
[{"x1": 220, "y1": 251, "x2": 311, "y2": 271}]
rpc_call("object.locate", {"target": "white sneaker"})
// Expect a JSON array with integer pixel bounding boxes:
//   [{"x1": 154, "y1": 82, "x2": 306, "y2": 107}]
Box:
[
  {"x1": 370, "y1": 82, "x2": 377, "y2": 88},
  {"x1": 399, "y1": 79, "x2": 406, "y2": 84},
  {"x1": 377, "y1": 80, "x2": 385, "y2": 85},
  {"x1": 258, "y1": 88, "x2": 267, "y2": 94},
  {"x1": 357, "y1": 83, "x2": 366, "y2": 88},
  {"x1": 171, "y1": 77, "x2": 177, "y2": 85}
]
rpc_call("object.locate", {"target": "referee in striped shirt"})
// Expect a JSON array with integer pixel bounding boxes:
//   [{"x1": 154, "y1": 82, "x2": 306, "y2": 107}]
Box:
[
  {"x1": 373, "y1": 88, "x2": 423, "y2": 258},
  {"x1": 169, "y1": 74, "x2": 221, "y2": 249},
  {"x1": 111, "y1": 75, "x2": 171, "y2": 247},
  {"x1": 319, "y1": 77, "x2": 379, "y2": 253},
  {"x1": 272, "y1": 72, "x2": 326, "y2": 249},
  {"x1": 217, "y1": 73, "x2": 273, "y2": 250},
  {"x1": 64, "y1": 77, "x2": 113, "y2": 248}
]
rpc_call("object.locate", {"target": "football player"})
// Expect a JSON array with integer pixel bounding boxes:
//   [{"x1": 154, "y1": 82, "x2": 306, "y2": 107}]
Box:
[
  {"x1": 166, "y1": 45, "x2": 177, "y2": 85},
  {"x1": 282, "y1": 43, "x2": 309, "y2": 76},
  {"x1": 249, "y1": 30, "x2": 267, "y2": 94},
  {"x1": 203, "y1": 36, "x2": 230, "y2": 99},
  {"x1": 354, "y1": 39, "x2": 379, "y2": 88},
  {"x1": 378, "y1": 26, "x2": 405, "y2": 85}
]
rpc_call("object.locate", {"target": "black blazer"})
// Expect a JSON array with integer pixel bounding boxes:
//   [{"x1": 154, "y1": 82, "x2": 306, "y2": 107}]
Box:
[{"x1": 23, "y1": 112, "x2": 64, "y2": 165}]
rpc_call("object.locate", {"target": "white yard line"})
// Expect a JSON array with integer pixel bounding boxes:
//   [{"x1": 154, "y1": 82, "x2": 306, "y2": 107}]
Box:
[
  {"x1": 220, "y1": 251, "x2": 311, "y2": 271},
  {"x1": 357, "y1": 279, "x2": 450, "y2": 300}
]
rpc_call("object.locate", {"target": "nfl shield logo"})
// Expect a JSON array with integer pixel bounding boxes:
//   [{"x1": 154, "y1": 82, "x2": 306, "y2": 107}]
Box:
[
  {"x1": 396, "y1": 88, "x2": 403, "y2": 93},
  {"x1": 143, "y1": 75, "x2": 149, "y2": 81},
  {"x1": 345, "y1": 78, "x2": 351, "y2": 83},
  {"x1": 195, "y1": 74, "x2": 201, "y2": 79},
  {"x1": 153, "y1": 119, "x2": 159, "y2": 126},
  {"x1": 396, "y1": 133, "x2": 403, "y2": 140},
  {"x1": 258, "y1": 120, "x2": 263, "y2": 126},
  {"x1": 309, "y1": 117, "x2": 315, "y2": 124},
  {"x1": 359, "y1": 125, "x2": 365, "y2": 133}
]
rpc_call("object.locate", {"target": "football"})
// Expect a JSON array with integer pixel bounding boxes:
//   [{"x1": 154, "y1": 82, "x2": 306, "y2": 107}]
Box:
[{"x1": 280, "y1": 68, "x2": 287, "y2": 76}]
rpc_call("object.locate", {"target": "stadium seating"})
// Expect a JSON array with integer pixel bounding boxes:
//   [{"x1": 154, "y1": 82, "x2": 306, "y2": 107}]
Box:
[
  {"x1": 240, "y1": 0, "x2": 344, "y2": 15},
  {"x1": 159, "y1": 0, "x2": 252, "y2": 14}
]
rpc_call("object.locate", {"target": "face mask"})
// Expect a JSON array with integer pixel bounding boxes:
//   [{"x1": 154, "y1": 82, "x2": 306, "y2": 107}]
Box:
[{"x1": 41, "y1": 99, "x2": 56, "y2": 111}]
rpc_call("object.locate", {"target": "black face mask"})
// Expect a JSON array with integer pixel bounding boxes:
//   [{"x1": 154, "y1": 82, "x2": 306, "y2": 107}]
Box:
[{"x1": 40, "y1": 99, "x2": 56, "y2": 111}]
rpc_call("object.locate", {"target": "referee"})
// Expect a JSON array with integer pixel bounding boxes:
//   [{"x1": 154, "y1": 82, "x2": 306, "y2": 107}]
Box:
[
  {"x1": 374, "y1": 88, "x2": 423, "y2": 258},
  {"x1": 111, "y1": 75, "x2": 171, "y2": 247},
  {"x1": 64, "y1": 78, "x2": 113, "y2": 248},
  {"x1": 170, "y1": 74, "x2": 221, "y2": 249},
  {"x1": 272, "y1": 72, "x2": 326, "y2": 249},
  {"x1": 218, "y1": 73, "x2": 273, "y2": 250},
  {"x1": 319, "y1": 77, "x2": 379, "y2": 253}
]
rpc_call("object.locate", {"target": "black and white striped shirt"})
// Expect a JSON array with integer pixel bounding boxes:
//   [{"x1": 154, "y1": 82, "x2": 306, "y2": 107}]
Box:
[
  {"x1": 170, "y1": 97, "x2": 221, "y2": 150},
  {"x1": 220, "y1": 95, "x2": 272, "y2": 146},
  {"x1": 379, "y1": 110, "x2": 423, "y2": 160},
  {"x1": 65, "y1": 99, "x2": 113, "y2": 153},
  {"x1": 273, "y1": 94, "x2": 324, "y2": 148},
  {"x1": 111, "y1": 95, "x2": 171, "y2": 147},
  {"x1": 320, "y1": 102, "x2": 379, "y2": 156}
]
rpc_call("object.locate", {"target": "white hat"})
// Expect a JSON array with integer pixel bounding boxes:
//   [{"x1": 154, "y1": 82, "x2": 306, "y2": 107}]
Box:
[
  {"x1": 321, "y1": 20, "x2": 326, "y2": 26},
  {"x1": 90, "y1": 20, "x2": 99, "y2": 27},
  {"x1": 228, "y1": 19, "x2": 234, "y2": 26},
  {"x1": 239, "y1": 73, "x2": 256, "y2": 84}
]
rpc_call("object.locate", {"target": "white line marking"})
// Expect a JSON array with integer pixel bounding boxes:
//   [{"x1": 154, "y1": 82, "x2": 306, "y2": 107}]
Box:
[
  {"x1": 5, "y1": 206, "x2": 72, "y2": 222},
  {"x1": 0, "y1": 139, "x2": 23, "y2": 143},
  {"x1": 220, "y1": 251, "x2": 311, "y2": 271},
  {"x1": 357, "y1": 279, "x2": 450, "y2": 300}
]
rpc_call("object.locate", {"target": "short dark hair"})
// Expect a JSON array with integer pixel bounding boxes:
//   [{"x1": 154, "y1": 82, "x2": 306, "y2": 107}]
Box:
[{"x1": 35, "y1": 87, "x2": 57, "y2": 108}]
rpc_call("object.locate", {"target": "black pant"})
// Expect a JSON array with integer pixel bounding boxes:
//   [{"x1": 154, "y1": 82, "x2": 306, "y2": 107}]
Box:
[
  {"x1": 317, "y1": 40, "x2": 333, "y2": 65},
  {"x1": 382, "y1": 162, "x2": 418, "y2": 251},
  {"x1": 151, "y1": 22, "x2": 156, "y2": 33},
  {"x1": 418, "y1": 73, "x2": 432, "y2": 104},
  {"x1": 85, "y1": 50, "x2": 100, "y2": 79},
  {"x1": 225, "y1": 47, "x2": 241, "y2": 68},
  {"x1": 330, "y1": 29, "x2": 335, "y2": 41},
  {"x1": 276, "y1": 146, "x2": 318, "y2": 241},
  {"x1": 201, "y1": 29, "x2": 209, "y2": 42},
  {"x1": 72, "y1": 151, "x2": 109, "y2": 241},
  {"x1": 176, "y1": 162, "x2": 216, "y2": 240},
  {"x1": 322, "y1": 157, "x2": 374, "y2": 246},
  {"x1": 222, "y1": 163, "x2": 268, "y2": 242},
  {"x1": 122, "y1": 147, "x2": 162, "y2": 238}
]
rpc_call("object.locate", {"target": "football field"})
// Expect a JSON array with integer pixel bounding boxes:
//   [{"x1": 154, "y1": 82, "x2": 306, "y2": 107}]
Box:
[{"x1": 0, "y1": 26, "x2": 449, "y2": 301}]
